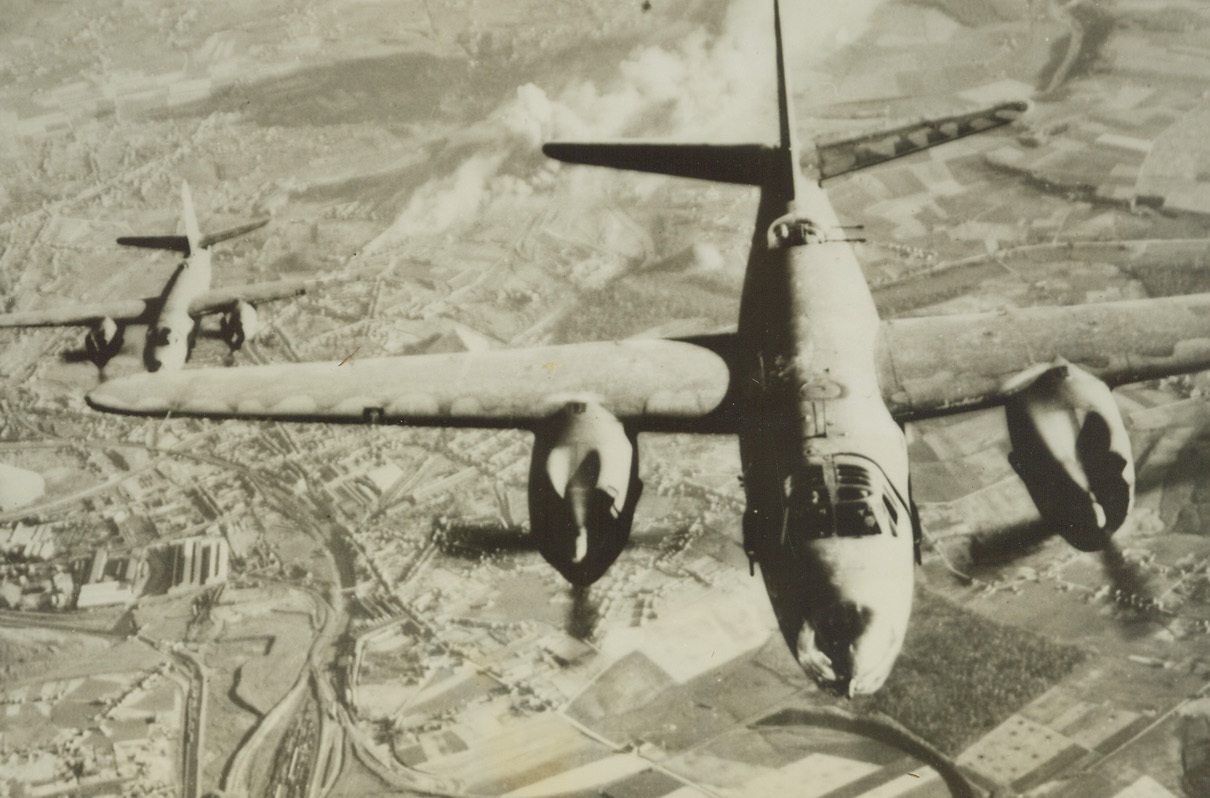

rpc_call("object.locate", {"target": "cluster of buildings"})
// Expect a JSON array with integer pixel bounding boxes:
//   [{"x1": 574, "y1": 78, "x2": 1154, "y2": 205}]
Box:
[
  {"x1": 75, "y1": 547, "x2": 138, "y2": 610},
  {"x1": 0, "y1": 522, "x2": 57, "y2": 561},
  {"x1": 0, "y1": 508, "x2": 232, "y2": 610},
  {"x1": 0, "y1": 563, "x2": 74, "y2": 611},
  {"x1": 168, "y1": 536, "x2": 230, "y2": 593},
  {"x1": 0, "y1": 522, "x2": 72, "y2": 611}
]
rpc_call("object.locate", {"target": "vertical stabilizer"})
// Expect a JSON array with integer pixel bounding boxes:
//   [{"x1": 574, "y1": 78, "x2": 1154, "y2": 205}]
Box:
[
  {"x1": 181, "y1": 181, "x2": 202, "y2": 257},
  {"x1": 774, "y1": 0, "x2": 794, "y2": 160},
  {"x1": 772, "y1": 0, "x2": 803, "y2": 202}
]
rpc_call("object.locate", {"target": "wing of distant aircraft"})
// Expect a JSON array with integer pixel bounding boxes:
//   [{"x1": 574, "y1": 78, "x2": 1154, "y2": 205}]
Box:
[
  {"x1": 0, "y1": 298, "x2": 157, "y2": 328},
  {"x1": 0, "y1": 279, "x2": 314, "y2": 328},
  {"x1": 186, "y1": 279, "x2": 312, "y2": 316}
]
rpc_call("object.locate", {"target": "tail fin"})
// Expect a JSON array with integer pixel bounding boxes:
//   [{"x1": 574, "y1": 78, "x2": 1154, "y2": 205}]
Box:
[
  {"x1": 116, "y1": 180, "x2": 269, "y2": 255},
  {"x1": 181, "y1": 180, "x2": 202, "y2": 255},
  {"x1": 197, "y1": 218, "x2": 270, "y2": 250},
  {"x1": 543, "y1": 0, "x2": 1026, "y2": 196},
  {"x1": 770, "y1": 0, "x2": 801, "y2": 200}
]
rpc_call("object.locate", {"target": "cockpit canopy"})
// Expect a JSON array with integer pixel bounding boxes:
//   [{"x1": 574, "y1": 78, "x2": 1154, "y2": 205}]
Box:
[
  {"x1": 768, "y1": 213, "x2": 822, "y2": 249},
  {"x1": 788, "y1": 454, "x2": 903, "y2": 539}
]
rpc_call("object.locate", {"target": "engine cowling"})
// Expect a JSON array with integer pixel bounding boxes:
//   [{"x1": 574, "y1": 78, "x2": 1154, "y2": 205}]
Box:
[
  {"x1": 84, "y1": 317, "x2": 123, "y2": 366},
  {"x1": 220, "y1": 300, "x2": 258, "y2": 351},
  {"x1": 1004, "y1": 361, "x2": 1134, "y2": 551},
  {"x1": 528, "y1": 401, "x2": 643, "y2": 585}
]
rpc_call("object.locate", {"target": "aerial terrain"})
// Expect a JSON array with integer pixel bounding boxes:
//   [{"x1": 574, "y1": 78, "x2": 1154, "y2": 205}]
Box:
[{"x1": 4, "y1": 0, "x2": 1210, "y2": 796}]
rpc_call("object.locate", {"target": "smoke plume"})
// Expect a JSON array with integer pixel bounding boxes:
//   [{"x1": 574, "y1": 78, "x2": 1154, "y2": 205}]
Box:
[{"x1": 366, "y1": 0, "x2": 886, "y2": 250}]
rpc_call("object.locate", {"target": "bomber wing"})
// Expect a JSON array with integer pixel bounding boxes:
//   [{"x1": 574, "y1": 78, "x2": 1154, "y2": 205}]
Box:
[
  {"x1": 879, "y1": 293, "x2": 1210, "y2": 421},
  {"x1": 187, "y1": 278, "x2": 313, "y2": 316},
  {"x1": 83, "y1": 295, "x2": 1210, "y2": 430},
  {"x1": 0, "y1": 297, "x2": 156, "y2": 328},
  {"x1": 86, "y1": 338, "x2": 735, "y2": 433}
]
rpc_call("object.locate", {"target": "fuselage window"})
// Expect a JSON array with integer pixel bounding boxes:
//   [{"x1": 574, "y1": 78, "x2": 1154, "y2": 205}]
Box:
[
  {"x1": 834, "y1": 500, "x2": 883, "y2": 537},
  {"x1": 791, "y1": 456, "x2": 895, "y2": 539},
  {"x1": 784, "y1": 454, "x2": 909, "y2": 541},
  {"x1": 882, "y1": 494, "x2": 899, "y2": 524}
]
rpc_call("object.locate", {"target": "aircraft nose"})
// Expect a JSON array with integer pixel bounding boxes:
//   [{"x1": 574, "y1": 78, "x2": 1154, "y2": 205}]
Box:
[
  {"x1": 850, "y1": 614, "x2": 900, "y2": 696},
  {"x1": 796, "y1": 601, "x2": 899, "y2": 696},
  {"x1": 796, "y1": 601, "x2": 867, "y2": 687},
  {"x1": 815, "y1": 600, "x2": 867, "y2": 679}
]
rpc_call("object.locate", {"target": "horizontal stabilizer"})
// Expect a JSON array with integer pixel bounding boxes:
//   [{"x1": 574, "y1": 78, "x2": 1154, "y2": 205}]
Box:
[
  {"x1": 814, "y1": 100, "x2": 1028, "y2": 180},
  {"x1": 199, "y1": 218, "x2": 271, "y2": 250},
  {"x1": 116, "y1": 218, "x2": 269, "y2": 253},
  {"x1": 543, "y1": 143, "x2": 773, "y2": 186},
  {"x1": 116, "y1": 235, "x2": 191, "y2": 253}
]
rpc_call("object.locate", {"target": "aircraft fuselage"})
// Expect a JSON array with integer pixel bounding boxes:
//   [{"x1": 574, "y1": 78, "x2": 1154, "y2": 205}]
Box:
[
  {"x1": 144, "y1": 249, "x2": 211, "y2": 372},
  {"x1": 736, "y1": 179, "x2": 915, "y2": 696}
]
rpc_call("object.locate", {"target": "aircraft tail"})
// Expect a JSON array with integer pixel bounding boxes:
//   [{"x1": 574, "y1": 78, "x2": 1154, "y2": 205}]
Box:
[
  {"x1": 542, "y1": 0, "x2": 801, "y2": 200},
  {"x1": 541, "y1": 142, "x2": 772, "y2": 186},
  {"x1": 116, "y1": 180, "x2": 269, "y2": 255},
  {"x1": 543, "y1": 0, "x2": 1024, "y2": 194},
  {"x1": 181, "y1": 181, "x2": 202, "y2": 254}
]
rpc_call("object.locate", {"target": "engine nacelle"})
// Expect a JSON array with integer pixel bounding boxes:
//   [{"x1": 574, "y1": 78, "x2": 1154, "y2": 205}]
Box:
[
  {"x1": 84, "y1": 317, "x2": 123, "y2": 366},
  {"x1": 220, "y1": 300, "x2": 258, "y2": 351},
  {"x1": 529, "y1": 401, "x2": 643, "y2": 586},
  {"x1": 1004, "y1": 361, "x2": 1135, "y2": 551}
]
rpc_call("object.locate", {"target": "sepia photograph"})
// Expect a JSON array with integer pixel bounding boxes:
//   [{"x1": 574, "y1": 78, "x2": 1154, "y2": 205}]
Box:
[{"x1": 2, "y1": 0, "x2": 1210, "y2": 795}]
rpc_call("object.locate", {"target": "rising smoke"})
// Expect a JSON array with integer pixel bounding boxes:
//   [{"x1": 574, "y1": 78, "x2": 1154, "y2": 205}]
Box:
[{"x1": 364, "y1": 0, "x2": 886, "y2": 252}]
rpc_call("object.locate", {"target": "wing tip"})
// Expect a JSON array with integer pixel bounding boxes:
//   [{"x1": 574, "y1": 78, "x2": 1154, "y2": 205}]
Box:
[{"x1": 87, "y1": 378, "x2": 169, "y2": 416}]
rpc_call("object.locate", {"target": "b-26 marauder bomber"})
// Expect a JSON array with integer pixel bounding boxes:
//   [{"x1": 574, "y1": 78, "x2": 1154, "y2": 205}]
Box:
[
  {"x1": 0, "y1": 181, "x2": 312, "y2": 372},
  {"x1": 87, "y1": 0, "x2": 1210, "y2": 697}
]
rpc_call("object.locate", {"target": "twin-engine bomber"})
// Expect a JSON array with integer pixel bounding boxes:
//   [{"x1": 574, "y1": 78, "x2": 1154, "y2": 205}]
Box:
[
  {"x1": 87, "y1": 1, "x2": 1210, "y2": 696},
  {"x1": 0, "y1": 181, "x2": 314, "y2": 372}
]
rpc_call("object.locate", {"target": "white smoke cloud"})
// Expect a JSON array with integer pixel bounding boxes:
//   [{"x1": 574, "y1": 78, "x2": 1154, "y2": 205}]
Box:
[
  {"x1": 491, "y1": 83, "x2": 553, "y2": 148},
  {"x1": 366, "y1": 0, "x2": 887, "y2": 249},
  {"x1": 387, "y1": 153, "x2": 506, "y2": 240}
]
